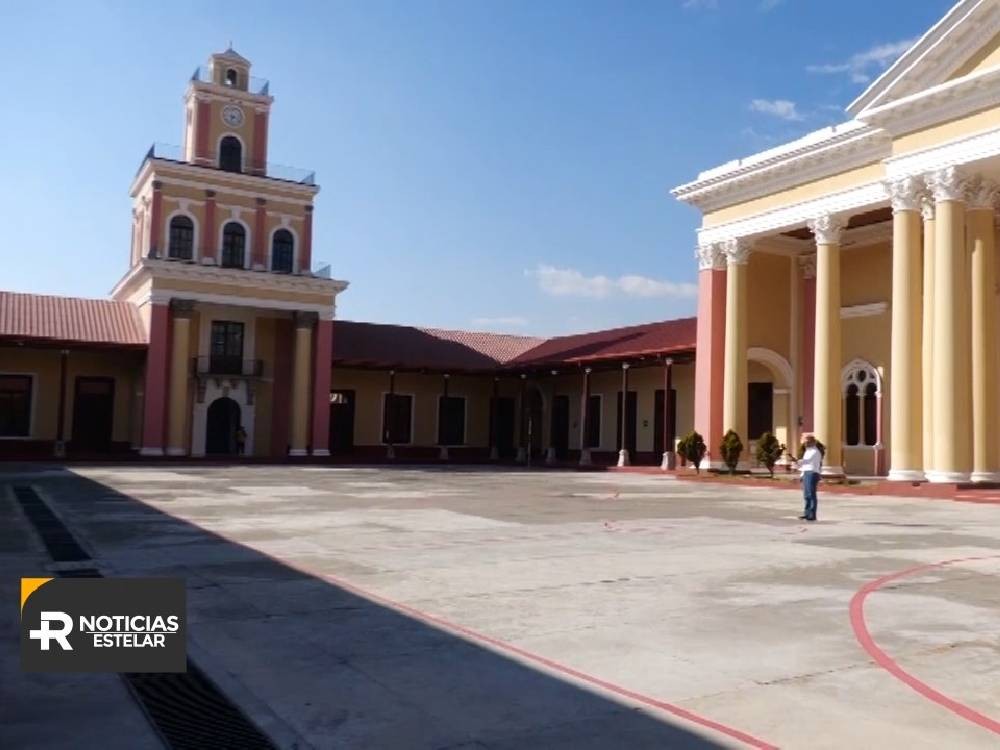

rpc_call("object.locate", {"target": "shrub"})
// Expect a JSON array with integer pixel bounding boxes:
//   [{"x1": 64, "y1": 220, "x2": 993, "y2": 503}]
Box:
[
  {"x1": 676, "y1": 434, "x2": 689, "y2": 467},
  {"x1": 755, "y1": 432, "x2": 784, "y2": 478},
  {"x1": 681, "y1": 431, "x2": 706, "y2": 473},
  {"x1": 720, "y1": 430, "x2": 743, "y2": 475}
]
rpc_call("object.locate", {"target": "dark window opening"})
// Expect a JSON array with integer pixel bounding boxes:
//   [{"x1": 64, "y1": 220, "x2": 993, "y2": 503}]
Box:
[
  {"x1": 747, "y1": 382, "x2": 774, "y2": 441},
  {"x1": 221, "y1": 222, "x2": 246, "y2": 268},
  {"x1": 219, "y1": 135, "x2": 242, "y2": 173},
  {"x1": 383, "y1": 394, "x2": 412, "y2": 444},
  {"x1": 168, "y1": 216, "x2": 194, "y2": 260},
  {"x1": 845, "y1": 383, "x2": 861, "y2": 446},
  {"x1": 438, "y1": 396, "x2": 465, "y2": 446},
  {"x1": 210, "y1": 321, "x2": 245, "y2": 374},
  {"x1": 271, "y1": 229, "x2": 294, "y2": 273},
  {"x1": 585, "y1": 394, "x2": 601, "y2": 449},
  {"x1": 0, "y1": 375, "x2": 31, "y2": 437},
  {"x1": 863, "y1": 382, "x2": 878, "y2": 447},
  {"x1": 225, "y1": 68, "x2": 238, "y2": 87}
]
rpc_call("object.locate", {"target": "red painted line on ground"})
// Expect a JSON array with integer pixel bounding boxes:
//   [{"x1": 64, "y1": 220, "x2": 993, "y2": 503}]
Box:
[
  {"x1": 849, "y1": 555, "x2": 1000, "y2": 737},
  {"x1": 321, "y1": 570, "x2": 777, "y2": 749}
]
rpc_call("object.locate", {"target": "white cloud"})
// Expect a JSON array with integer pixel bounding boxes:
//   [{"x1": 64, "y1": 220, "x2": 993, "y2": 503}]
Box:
[
  {"x1": 527, "y1": 265, "x2": 698, "y2": 300},
  {"x1": 807, "y1": 38, "x2": 916, "y2": 84},
  {"x1": 470, "y1": 316, "x2": 529, "y2": 328},
  {"x1": 749, "y1": 98, "x2": 803, "y2": 121}
]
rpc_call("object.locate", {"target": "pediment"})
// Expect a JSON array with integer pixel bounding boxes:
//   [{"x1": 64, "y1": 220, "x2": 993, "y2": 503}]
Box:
[{"x1": 848, "y1": 0, "x2": 1000, "y2": 117}]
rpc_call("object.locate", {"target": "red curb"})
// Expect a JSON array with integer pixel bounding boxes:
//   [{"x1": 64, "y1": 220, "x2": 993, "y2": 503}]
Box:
[
  {"x1": 320, "y1": 570, "x2": 778, "y2": 749},
  {"x1": 849, "y1": 555, "x2": 1000, "y2": 737}
]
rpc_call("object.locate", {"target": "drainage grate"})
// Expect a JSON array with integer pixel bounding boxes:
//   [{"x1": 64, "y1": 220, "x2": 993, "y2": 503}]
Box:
[
  {"x1": 13, "y1": 485, "x2": 89, "y2": 562},
  {"x1": 13, "y1": 483, "x2": 277, "y2": 750}
]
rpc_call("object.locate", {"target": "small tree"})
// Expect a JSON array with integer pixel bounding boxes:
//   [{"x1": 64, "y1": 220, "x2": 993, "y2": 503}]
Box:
[
  {"x1": 681, "y1": 431, "x2": 706, "y2": 473},
  {"x1": 720, "y1": 430, "x2": 743, "y2": 475},
  {"x1": 755, "y1": 432, "x2": 784, "y2": 478},
  {"x1": 676, "y1": 434, "x2": 689, "y2": 467}
]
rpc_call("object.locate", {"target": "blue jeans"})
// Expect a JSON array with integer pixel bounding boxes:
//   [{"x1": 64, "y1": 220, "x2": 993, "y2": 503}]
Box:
[{"x1": 802, "y1": 471, "x2": 819, "y2": 518}]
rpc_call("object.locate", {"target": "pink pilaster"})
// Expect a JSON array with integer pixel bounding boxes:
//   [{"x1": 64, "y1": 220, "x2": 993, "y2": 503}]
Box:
[
  {"x1": 148, "y1": 181, "x2": 163, "y2": 258},
  {"x1": 299, "y1": 205, "x2": 313, "y2": 274},
  {"x1": 202, "y1": 190, "x2": 216, "y2": 261},
  {"x1": 140, "y1": 303, "x2": 170, "y2": 455},
  {"x1": 694, "y1": 263, "x2": 726, "y2": 467},
  {"x1": 194, "y1": 101, "x2": 212, "y2": 164},
  {"x1": 252, "y1": 198, "x2": 267, "y2": 270},
  {"x1": 801, "y1": 269, "x2": 816, "y2": 434},
  {"x1": 310, "y1": 319, "x2": 333, "y2": 455},
  {"x1": 251, "y1": 112, "x2": 268, "y2": 175}
]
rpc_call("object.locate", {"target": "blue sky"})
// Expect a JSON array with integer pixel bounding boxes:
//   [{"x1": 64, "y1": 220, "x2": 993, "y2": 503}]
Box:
[{"x1": 0, "y1": 0, "x2": 953, "y2": 335}]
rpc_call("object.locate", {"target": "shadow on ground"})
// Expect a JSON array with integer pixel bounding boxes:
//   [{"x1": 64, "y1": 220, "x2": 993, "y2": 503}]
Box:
[{"x1": 4, "y1": 470, "x2": 731, "y2": 749}]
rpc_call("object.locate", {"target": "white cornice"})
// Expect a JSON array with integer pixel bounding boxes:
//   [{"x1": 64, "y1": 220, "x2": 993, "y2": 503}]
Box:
[
  {"x1": 885, "y1": 124, "x2": 1000, "y2": 181},
  {"x1": 696, "y1": 181, "x2": 888, "y2": 246},
  {"x1": 671, "y1": 122, "x2": 889, "y2": 213},
  {"x1": 841, "y1": 302, "x2": 889, "y2": 319}
]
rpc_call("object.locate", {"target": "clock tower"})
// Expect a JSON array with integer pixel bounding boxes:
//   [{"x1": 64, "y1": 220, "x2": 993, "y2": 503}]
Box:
[{"x1": 114, "y1": 50, "x2": 347, "y2": 461}]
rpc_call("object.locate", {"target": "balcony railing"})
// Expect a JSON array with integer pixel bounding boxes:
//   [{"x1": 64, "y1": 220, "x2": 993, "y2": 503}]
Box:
[
  {"x1": 191, "y1": 66, "x2": 269, "y2": 96},
  {"x1": 141, "y1": 143, "x2": 316, "y2": 185},
  {"x1": 193, "y1": 356, "x2": 263, "y2": 378}
]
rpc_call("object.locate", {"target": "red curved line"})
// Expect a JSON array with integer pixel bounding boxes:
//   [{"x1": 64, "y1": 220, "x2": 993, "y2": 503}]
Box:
[
  {"x1": 849, "y1": 555, "x2": 1000, "y2": 736},
  {"x1": 322, "y1": 571, "x2": 777, "y2": 749}
]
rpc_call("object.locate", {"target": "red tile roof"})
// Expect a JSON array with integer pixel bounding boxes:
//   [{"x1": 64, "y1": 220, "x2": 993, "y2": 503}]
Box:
[
  {"x1": 332, "y1": 317, "x2": 696, "y2": 371},
  {"x1": 0, "y1": 292, "x2": 147, "y2": 347},
  {"x1": 332, "y1": 321, "x2": 543, "y2": 371}
]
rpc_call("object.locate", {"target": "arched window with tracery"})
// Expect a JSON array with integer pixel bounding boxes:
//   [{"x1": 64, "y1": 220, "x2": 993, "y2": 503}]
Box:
[{"x1": 843, "y1": 361, "x2": 881, "y2": 447}]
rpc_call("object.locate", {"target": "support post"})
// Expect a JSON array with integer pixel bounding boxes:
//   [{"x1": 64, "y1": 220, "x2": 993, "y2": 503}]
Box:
[
  {"x1": 439, "y1": 373, "x2": 450, "y2": 461},
  {"x1": 55, "y1": 350, "x2": 68, "y2": 458},
  {"x1": 386, "y1": 370, "x2": 396, "y2": 460},
  {"x1": 661, "y1": 357, "x2": 674, "y2": 470},
  {"x1": 579, "y1": 367, "x2": 592, "y2": 466},
  {"x1": 289, "y1": 311, "x2": 317, "y2": 456},
  {"x1": 489, "y1": 376, "x2": 500, "y2": 461},
  {"x1": 617, "y1": 363, "x2": 630, "y2": 467}
]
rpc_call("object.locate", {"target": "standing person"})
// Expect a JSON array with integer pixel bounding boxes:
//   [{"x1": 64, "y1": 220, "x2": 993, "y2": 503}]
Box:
[
  {"x1": 797, "y1": 435, "x2": 822, "y2": 521},
  {"x1": 235, "y1": 425, "x2": 247, "y2": 456}
]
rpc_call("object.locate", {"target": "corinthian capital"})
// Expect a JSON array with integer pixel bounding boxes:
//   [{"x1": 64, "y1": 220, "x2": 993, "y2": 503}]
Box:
[
  {"x1": 925, "y1": 166, "x2": 969, "y2": 203},
  {"x1": 695, "y1": 243, "x2": 725, "y2": 271},
  {"x1": 721, "y1": 237, "x2": 753, "y2": 266},
  {"x1": 965, "y1": 175, "x2": 1000, "y2": 210},
  {"x1": 807, "y1": 214, "x2": 846, "y2": 245},
  {"x1": 884, "y1": 176, "x2": 924, "y2": 213}
]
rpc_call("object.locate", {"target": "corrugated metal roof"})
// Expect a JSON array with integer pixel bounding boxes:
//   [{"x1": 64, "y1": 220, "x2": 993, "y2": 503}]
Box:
[
  {"x1": 508, "y1": 318, "x2": 697, "y2": 366},
  {"x1": 332, "y1": 317, "x2": 696, "y2": 371},
  {"x1": 0, "y1": 292, "x2": 146, "y2": 347}
]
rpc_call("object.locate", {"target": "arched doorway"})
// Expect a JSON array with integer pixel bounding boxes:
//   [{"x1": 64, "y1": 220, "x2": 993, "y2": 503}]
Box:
[{"x1": 206, "y1": 397, "x2": 240, "y2": 455}]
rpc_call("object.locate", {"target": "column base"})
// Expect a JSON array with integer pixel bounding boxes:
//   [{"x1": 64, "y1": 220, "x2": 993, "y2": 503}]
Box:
[
  {"x1": 970, "y1": 471, "x2": 1000, "y2": 483},
  {"x1": 439, "y1": 447, "x2": 450, "y2": 461},
  {"x1": 53, "y1": 441, "x2": 66, "y2": 459},
  {"x1": 887, "y1": 468, "x2": 925, "y2": 482},
  {"x1": 312, "y1": 449, "x2": 330, "y2": 457},
  {"x1": 617, "y1": 449, "x2": 630, "y2": 467},
  {"x1": 489, "y1": 446, "x2": 499, "y2": 461},
  {"x1": 545, "y1": 447, "x2": 556, "y2": 465},
  {"x1": 660, "y1": 451, "x2": 675, "y2": 471},
  {"x1": 139, "y1": 447, "x2": 165, "y2": 457},
  {"x1": 924, "y1": 469, "x2": 970, "y2": 483},
  {"x1": 288, "y1": 448, "x2": 308, "y2": 457},
  {"x1": 820, "y1": 465, "x2": 845, "y2": 478},
  {"x1": 516, "y1": 447, "x2": 527, "y2": 463},
  {"x1": 579, "y1": 449, "x2": 592, "y2": 467},
  {"x1": 386, "y1": 445, "x2": 395, "y2": 460},
  {"x1": 165, "y1": 447, "x2": 187, "y2": 457}
]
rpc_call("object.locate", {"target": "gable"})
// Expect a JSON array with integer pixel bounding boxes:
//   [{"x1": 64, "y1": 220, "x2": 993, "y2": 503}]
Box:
[{"x1": 848, "y1": 0, "x2": 1000, "y2": 117}]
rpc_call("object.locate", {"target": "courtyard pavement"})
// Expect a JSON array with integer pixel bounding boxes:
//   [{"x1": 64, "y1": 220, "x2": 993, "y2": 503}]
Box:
[{"x1": 2, "y1": 465, "x2": 999, "y2": 748}]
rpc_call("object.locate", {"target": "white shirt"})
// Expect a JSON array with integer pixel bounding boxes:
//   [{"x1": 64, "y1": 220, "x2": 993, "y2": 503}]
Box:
[{"x1": 798, "y1": 446, "x2": 822, "y2": 474}]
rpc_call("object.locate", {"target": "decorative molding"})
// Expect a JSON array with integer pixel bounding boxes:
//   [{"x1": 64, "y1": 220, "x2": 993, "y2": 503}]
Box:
[
  {"x1": 798, "y1": 253, "x2": 816, "y2": 280},
  {"x1": 170, "y1": 298, "x2": 196, "y2": 317},
  {"x1": 808, "y1": 214, "x2": 846, "y2": 245},
  {"x1": 696, "y1": 181, "x2": 887, "y2": 247},
  {"x1": 965, "y1": 175, "x2": 1000, "y2": 210},
  {"x1": 696, "y1": 243, "x2": 725, "y2": 271},
  {"x1": 841, "y1": 302, "x2": 889, "y2": 320},
  {"x1": 884, "y1": 176, "x2": 924, "y2": 212},
  {"x1": 921, "y1": 195, "x2": 936, "y2": 221},
  {"x1": 130, "y1": 159, "x2": 318, "y2": 202},
  {"x1": 672, "y1": 122, "x2": 889, "y2": 213},
  {"x1": 925, "y1": 166, "x2": 969, "y2": 202},
  {"x1": 293, "y1": 310, "x2": 319, "y2": 329},
  {"x1": 747, "y1": 347, "x2": 794, "y2": 389},
  {"x1": 886, "y1": 126, "x2": 1000, "y2": 184},
  {"x1": 722, "y1": 237, "x2": 753, "y2": 265}
]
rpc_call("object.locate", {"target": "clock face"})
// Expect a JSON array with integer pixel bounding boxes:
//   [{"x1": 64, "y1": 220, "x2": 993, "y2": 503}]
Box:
[{"x1": 222, "y1": 105, "x2": 244, "y2": 127}]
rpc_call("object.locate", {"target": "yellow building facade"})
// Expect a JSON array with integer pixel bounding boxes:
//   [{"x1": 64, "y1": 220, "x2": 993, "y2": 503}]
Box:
[{"x1": 674, "y1": 0, "x2": 1000, "y2": 481}]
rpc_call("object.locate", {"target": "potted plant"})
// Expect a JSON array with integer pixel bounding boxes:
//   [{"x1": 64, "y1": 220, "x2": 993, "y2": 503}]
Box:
[{"x1": 720, "y1": 430, "x2": 743, "y2": 475}]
